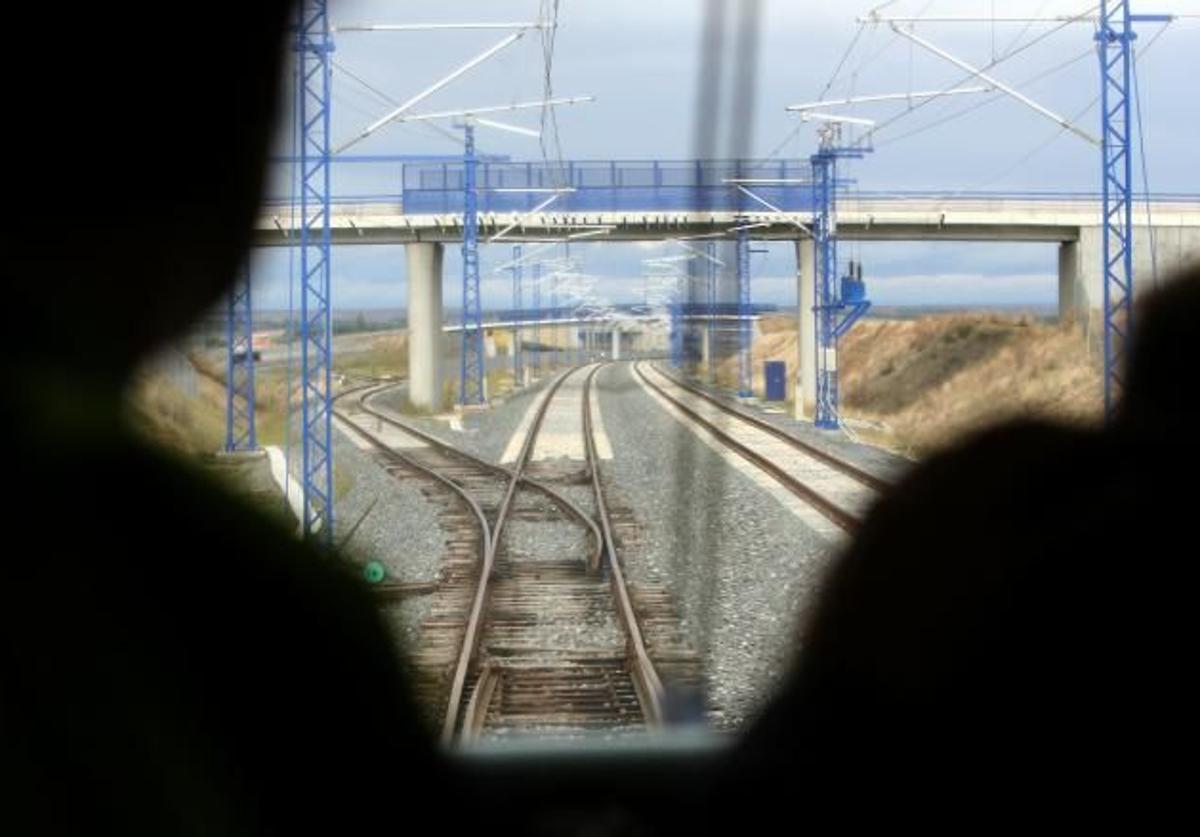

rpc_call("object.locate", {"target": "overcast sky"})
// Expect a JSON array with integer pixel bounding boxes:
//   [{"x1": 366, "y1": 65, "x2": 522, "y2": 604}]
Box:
[{"x1": 250, "y1": 0, "x2": 1200, "y2": 311}]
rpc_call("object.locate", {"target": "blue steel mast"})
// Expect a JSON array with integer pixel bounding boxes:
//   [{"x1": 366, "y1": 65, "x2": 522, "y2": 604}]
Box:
[
  {"x1": 460, "y1": 122, "x2": 486, "y2": 405},
  {"x1": 225, "y1": 263, "x2": 257, "y2": 452},
  {"x1": 297, "y1": 0, "x2": 334, "y2": 543},
  {"x1": 735, "y1": 224, "x2": 753, "y2": 397},
  {"x1": 510, "y1": 244, "x2": 523, "y2": 386},
  {"x1": 1099, "y1": 1, "x2": 1134, "y2": 419},
  {"x1": 811, "y1": 124, "x2": 868, "y2": 429},
  {"x1": 532, "y1": 262, "x2": 543, "y2": 374},
  {"x1": 1097, "y1": 2, "x2": 1171, "y2": 418},
  {"x1": 706, "y1": 242, "x2": 718, "y2": 383}
]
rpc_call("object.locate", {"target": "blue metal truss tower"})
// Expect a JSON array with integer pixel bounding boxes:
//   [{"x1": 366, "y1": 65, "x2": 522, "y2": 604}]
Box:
[
  {"x1": 296, "y1": 0, "x2": 334, "y2": 543},
  {"x1": 532, "y1": 262, "x2": 543, "y2": 373},
  {"x1": 706, "y1": 241, "x2": 718, "y2": 383},
  {"x1": 225, "y1": 264, "x2": 257, "y2": 452},
  {"x1": 669, "y1": 294, "x2": 683, "y2": 369},
  {"x1": 460, "y1": 122, "x2": 486, "y2": 405},
  {"x1": 1096, "y1": 2, "x2": 1170, "y2": 418},
  {"x1": 811, "y1": 132, "x2": 867, "y2": 429},
  {"x1": 510, "y1": 244, "x2": 523, "y2": 386},
  {"x1": 1098, "y1": 1, "x2": 1135, "y2": 419},
  {"x1": 735, "y1": 223, "x2": 753, "y2": 398},
  {"x1": 550, "y1": 269, "x2": 559, "y2": 369}
]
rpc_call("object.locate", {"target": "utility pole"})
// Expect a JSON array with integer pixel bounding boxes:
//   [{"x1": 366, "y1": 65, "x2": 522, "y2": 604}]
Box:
[
  {"x1": 510, "y1": 244, "x2": 523, "y2": 386},
  {"x1": 225, "y1": 263, "x2": 257, "y2": 452},
  {"x1": 459, "y1": 120, "x2": 485, "y2": 405},
  {"x1": 735, "y1": 223, "x2": 752, "y2": 397},
  {"x1": 296, "y1": 0, "x2": 334, "y2": 543},
  {"x1": 1097, "y1": 2, "x2": 1171, "y2": 417}
]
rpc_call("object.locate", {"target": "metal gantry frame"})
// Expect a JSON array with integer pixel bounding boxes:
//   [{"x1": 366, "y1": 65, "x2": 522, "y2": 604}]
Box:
[
  {"x1": 459, "y1": 122, "x2": 486, "y2": 405},
  {"x1": 297, "y1": 0, "x2": 334, "y2": 543},
  {"x1": 811, "y1": 127, "x2": 868, "y2": 429},
  {"x1": 224, "y1": 263, "x2": 257, "y2": 452},
  {"x1": 1099, "y1": 1, "x2": 1135, "y2": 416},
  {"x1": 861, "y1": 4, "x2": 1176, "y2": 420}
]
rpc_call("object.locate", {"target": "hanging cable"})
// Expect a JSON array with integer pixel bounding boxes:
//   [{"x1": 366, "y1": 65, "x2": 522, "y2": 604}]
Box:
[
  {"x1": 538, "y1": 0, "x2": 567, "y2": 185},
  {"x1": 874, "y1": 46, "x2": 1094, "y2": 149},
  {"x1": 755, "y1": 0, "x2": 934, "y2": 163},
  {"x1": 332, "y1": 58, "x2": 463, "y2": 147},
  {"x1": 858, "y1": 9, "x2": 1096, "y2": 149},
  {"x1": 928, "y1": 23, "x2": 1170, "y2": 200}
]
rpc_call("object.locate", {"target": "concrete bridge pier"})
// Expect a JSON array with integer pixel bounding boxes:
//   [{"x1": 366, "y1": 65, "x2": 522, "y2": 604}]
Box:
[
  {"x1": 611, "y1": 327, "x2": 621, "y2": 360},
  {"x1": 1059, "y1": 225, "x2": 1200, "y2": 333},
  {"x1": 406, "y1": 242, "x2": 444, "y2": 411},
  {"x1": 795, "y1": 238, "x2": 816, "y2": 420}
]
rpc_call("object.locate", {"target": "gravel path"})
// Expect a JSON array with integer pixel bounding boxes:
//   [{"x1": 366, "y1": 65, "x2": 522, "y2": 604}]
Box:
[
  {"x1": 664, "y1": 368, "x2": 913, "y2": 483},
  {"x1": 282, "y1": 411, "x2": 445, "y2": 651},
  {"x1": 594, "y1": 361, "x2": 840, "y2": 730},
  {"x1": 370, "y1": 373, "x2": 563, "y2": 464}
]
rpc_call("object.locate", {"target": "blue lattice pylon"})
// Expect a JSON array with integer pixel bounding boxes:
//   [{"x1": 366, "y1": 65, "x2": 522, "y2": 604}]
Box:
[
  {"x1": 811, "y1": 128, "x2": 867, "y2": 429},
  {"x1": 532, "y1": 262, "x2": 543, "y2": 373},
  {"x1": 707, "y1": 241, "x2": 718, "y2": 383},
  {"x1": 297, "y1": 0, "x2": 334, "y2": 543},
  {"x1": 1098, "y1": 1, "x2": 1134, "y2": 419},
  {"x1": 225, "y1": 263, "x2": 257, "y2": 451},
  {"x1": 1096, "y1": 3, "x2": 1171, "y2": 418},
  {"x1": 510, "y1": 244, "x2": 523, "y2": 385},
  {"x1": 459, "y1": 122, "x2": 485, "y2": 405},
  {"x1": 736, "y1": 223, "x2": 753, "y2": 398}
]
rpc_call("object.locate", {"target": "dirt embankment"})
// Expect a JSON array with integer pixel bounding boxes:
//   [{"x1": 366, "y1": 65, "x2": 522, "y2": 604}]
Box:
[
  {"x1": 840, "y1": 314, "x2": 1102, "y2": 455},
  {"x1": 718, "y1": 313, "x2": 1103, "y2": 457}
]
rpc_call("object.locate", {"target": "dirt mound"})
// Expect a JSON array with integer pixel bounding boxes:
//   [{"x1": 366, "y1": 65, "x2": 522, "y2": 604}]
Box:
[
  {"x1": 715, "y1": 313, "x2": 1102, "y2": 457},
  {"x1": 841, "y1": 314, "x2": 1102, "y2": 455}
]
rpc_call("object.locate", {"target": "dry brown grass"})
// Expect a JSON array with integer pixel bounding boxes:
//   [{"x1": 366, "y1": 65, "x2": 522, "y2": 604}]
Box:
[
  {"x1": 125, "y1": 360, "x2": 227, "y2": 455},
  {"x1": 715, "y1": 313, "x2": 1103, "y2": 457}
]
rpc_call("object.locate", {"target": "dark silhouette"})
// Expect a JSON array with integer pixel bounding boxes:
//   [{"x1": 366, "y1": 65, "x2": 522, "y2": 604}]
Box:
[
  {"x1": 2, "y1": 1, "x2": 1195, "y2": 832},
  {"x1": 726, "y1": 265, "x2": 1199, "y2": 823},
  {"x1": 1, "y1": 5, "x2": 451, "y2": 834}
]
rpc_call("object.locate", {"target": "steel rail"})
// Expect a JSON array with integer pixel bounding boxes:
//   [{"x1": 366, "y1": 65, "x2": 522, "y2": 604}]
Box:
[
  {"x1": 651, "y1": 366, "x2": 891, "y2": 492},
  {"x1": 356, "y1": 372, "x2": 606, "y2": 742},
  {"x1": 634, "y1": 362, "x2": 862, "y2": 533},
  {"x1": 582, "y1": 363, "x2": 666, "y2": 726}
]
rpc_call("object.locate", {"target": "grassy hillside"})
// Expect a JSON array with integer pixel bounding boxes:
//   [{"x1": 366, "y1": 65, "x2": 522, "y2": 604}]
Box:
[{"x1": 716, "y1": 313, "x2": 1103, "y2": 457}]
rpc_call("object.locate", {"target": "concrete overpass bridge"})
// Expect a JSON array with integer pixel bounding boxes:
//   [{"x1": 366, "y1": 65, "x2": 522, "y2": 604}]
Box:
[{"x1": 253, "y1": 158, "x2": 1200, "y2": 412}]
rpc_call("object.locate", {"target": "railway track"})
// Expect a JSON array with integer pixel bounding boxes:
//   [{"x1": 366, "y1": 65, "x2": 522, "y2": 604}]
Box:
[
  {"x1": 633, "y1": 361, "x2": 888, "y2": 532},
  {"x1": 334, "y1": 367, "x2": 690, "y2": 744}
]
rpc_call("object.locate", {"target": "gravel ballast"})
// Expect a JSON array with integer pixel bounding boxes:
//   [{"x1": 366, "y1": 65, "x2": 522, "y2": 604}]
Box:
[
  {"x1": 283, "y1": 418, "x2": 445, "y2": 651},
  {"x1": 594, "y1": 362, "x2": 848, "y2": 729}
]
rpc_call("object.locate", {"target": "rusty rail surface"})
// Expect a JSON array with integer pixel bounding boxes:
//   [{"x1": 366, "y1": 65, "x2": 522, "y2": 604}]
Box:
[
  {"x1": 652, "y1": 366, "x2": 891, "y2": 492},
  {"x1": 633, "y1": 362, "x2": 866, "y2": 532},
  {"x1": 582, "y1": 363, "x2": 666, "y2": 727}
]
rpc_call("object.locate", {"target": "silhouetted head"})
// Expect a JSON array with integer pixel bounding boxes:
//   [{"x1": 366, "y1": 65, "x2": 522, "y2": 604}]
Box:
[
  {"x1": 7, "y1": 3, "x2": 293, "y2": 384},
  {"x1": 1118, "y1": 261, "x2": 1200, "y2": 434}
]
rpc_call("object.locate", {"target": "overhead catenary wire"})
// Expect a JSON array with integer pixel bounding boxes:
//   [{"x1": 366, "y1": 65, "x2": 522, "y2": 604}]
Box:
[
  {"x1": 756, "y1": 0, "x2": 936, "y2": 163},
  {"x1": 872, "y1": 45, "x2": 1095, "y2": 150},
  {"x1": 332, "y1": 58, "x2": 468, "y2": 147},
  {"x1": 853, "y1": 7, "x2": 1098, "y2": 149},
  {"x1": 923, "y1": 21, "x2": 1171, "y2": 202}
]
